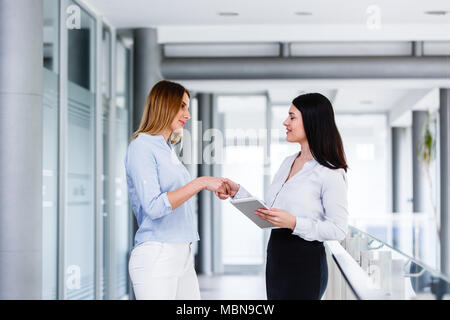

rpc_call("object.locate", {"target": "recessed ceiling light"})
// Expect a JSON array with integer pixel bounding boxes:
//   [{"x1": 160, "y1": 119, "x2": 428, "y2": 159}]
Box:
[
  {"x1": 425, "y1": 10, "x2": 448, "y2": 16},
  {"x1": 294, "y1": 11, "x2": 312, "y2": 16},
  {"x1": 218, "y1": 12, "x2": 239, "y2": 17}
]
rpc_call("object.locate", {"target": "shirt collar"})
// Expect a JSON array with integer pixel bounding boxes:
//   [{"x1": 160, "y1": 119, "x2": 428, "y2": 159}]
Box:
[{"x1": 139, "y1": 133, "x2": 173, "y2": 149}]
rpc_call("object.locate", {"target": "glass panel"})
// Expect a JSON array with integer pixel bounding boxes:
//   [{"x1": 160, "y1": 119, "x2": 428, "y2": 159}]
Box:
[
  {"x1": 42, "y1": 0, "x2": 59, "y2": 300},
  {"x1": 65, "y1": 3, "x2": 96, "y2": 300},
  {"x1": 43, "y1": 0, "x2": 59, "y2": 73},
  {"x1": 184, "y1": 97, "x2": 199, "y2": 257},
  {"x1": 335, "y1": 114, "x2": 388, "y2": 217},
  {"x1": 102, "y1": 28, "x2": 111, "y2": 99},
  {"x1": 102, "y1": 95, "x2": 110, "y2": 299},
  {"x1": 101, "y1": 95, "x2": 110, "y2": 299},
  {"x1": 217, "y1": 96, "x2": 266, "y2": 268},
  {"x1": 343, "y1": 226, "x2": 450, "y2": 300},
  {"x1": 349, "y1": 212, "x2": 441, "y2": 271},
  {"x1": 115, "y1": 41, "x2": 128, "y2": 109},
  {"x1": 101, "y1": 25, "x2": 111, "y2": 300},
  {"x1": 114, "y1": 41, "x2": 130, "y2": 298},
  {"x1": 68, "y1": 3, "x2": 95, "y2": 91}
]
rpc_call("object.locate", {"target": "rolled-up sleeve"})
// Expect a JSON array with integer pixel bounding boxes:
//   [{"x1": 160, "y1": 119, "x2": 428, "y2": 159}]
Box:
[
  {"x1": 293, "y1": 169, "x2": 348, "y2": 241},
  {"x1": 127, "y1": 144, "x2": 173, "y2": 220}
]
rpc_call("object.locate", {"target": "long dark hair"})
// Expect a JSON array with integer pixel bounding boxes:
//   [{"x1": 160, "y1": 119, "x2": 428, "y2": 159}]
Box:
[{"x1": 292, "y1": 93, "x2": 348, "y2": 172}]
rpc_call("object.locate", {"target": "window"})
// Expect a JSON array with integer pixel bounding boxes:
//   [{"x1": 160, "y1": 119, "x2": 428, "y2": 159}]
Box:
[
  {"x1": 113, "y1": 39, "x2": 131, "y2": 298},
  {"x1": 65, "y1": 3, "x2": 96, "y2": 299},
  {"x1": 335, "y1": 114, "x2": 389, "y2": 217},
  {"x1": 42, "y1": 0, "x2": 60, "y2": 300},
  {"x1": 216, "y1": 96, "x2": 267, "y2": 270}
]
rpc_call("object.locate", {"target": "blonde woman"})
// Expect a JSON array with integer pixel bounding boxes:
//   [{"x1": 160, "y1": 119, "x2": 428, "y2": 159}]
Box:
[{"x1": 126, "y1": 80, "x2": 229, "y2": 300}]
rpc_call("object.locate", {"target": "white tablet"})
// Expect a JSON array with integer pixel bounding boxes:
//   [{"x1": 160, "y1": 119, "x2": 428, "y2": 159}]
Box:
[{"x1": 229, "y1": 197, "x2": 275, "y2": 229}]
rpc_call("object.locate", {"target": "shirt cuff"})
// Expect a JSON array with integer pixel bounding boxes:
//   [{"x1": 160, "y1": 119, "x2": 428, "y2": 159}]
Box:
[
  {"x1": 232, "y1": 185, "x2": 253, "y2": 199},
  {"x1": 161, "y1": 192, "x2": 173, "y2": 211},
  {"x1": 292, "y1": 216, "x2": 311, "y2": 237},
  {"x1": 232, "y1": 187, "x2": 242, "y2": 199}
]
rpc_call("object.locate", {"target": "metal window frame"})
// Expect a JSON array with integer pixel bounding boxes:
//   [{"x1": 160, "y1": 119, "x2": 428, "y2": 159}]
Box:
[
  {"x1": 99, "y1": 20, "x2": 117, "y2": 301},
  {"x1": 211, "y1": 94, "x2": 223, "y2": 274},
  {"x1": 107, "y1": 27, "x2": 117, "y2": 300}
]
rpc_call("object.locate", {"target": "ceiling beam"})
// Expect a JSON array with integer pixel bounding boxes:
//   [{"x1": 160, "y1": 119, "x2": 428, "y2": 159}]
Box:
[{"x1": 162, "y1": 56, "x2": 450, "y2": 80}]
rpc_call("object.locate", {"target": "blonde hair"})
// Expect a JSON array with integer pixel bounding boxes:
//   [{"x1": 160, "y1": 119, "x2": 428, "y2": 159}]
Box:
[{"x1": 132, "y1": 80, "x2": 190, "y2": 144}]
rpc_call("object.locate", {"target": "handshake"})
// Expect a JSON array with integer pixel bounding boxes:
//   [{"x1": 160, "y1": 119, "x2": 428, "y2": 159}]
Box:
[{"x1": 200, "y1": 177, "x2": 240, "y2": 200}]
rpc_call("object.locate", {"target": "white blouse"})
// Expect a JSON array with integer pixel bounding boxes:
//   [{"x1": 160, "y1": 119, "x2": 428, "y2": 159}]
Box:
[{"x1": 233, "y1": 152, "x2": 348, "y2": 242}]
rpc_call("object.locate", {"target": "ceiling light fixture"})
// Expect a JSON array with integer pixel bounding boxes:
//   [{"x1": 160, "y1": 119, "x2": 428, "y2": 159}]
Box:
[
  {"x1": 294, "y1": 11, "x2": 312, "y2": 16},
  {"x1": 425, "y1": 10, "x2": 448, "y2": 15},
  {"x1": 218, "y1": 12, "x2": 239, "y2": 17}
]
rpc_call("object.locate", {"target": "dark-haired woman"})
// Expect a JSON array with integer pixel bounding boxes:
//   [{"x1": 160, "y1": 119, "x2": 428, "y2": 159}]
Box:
[{"x1": 219, "y1": 93, "x2": 349, "y2": 300}]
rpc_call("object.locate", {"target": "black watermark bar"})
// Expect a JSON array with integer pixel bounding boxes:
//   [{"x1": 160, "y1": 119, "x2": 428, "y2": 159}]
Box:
[{"x1": 1, "y1": 300, "x2": 449, "y2": 318}]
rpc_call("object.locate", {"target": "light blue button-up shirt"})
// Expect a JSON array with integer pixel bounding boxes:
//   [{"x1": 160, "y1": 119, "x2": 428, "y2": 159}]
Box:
[{"x1": 125, "y1": 133, "x2": 199, "y2": 248}]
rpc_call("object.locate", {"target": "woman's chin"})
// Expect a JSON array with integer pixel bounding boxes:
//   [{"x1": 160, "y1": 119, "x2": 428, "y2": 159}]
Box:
[{"x1": 171, "y1": 126, "x2": 183, "y2": 132}]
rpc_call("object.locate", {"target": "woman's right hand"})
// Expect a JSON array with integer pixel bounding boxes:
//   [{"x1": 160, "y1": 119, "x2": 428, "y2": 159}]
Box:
[
  {"x1": 223, "y1": 178, "x2": 240, "y2": 197},
  {"x1": 199, "y1": 176, "x2": 228, "y2": 193}
]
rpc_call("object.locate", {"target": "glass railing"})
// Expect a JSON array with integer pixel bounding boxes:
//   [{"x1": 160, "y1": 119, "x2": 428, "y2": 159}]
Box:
[
  {"x1": 341, "y1": 222, "x2": 450, "y2": 300},
  {"x1": 348, "y1": 213, "x2": 441, "y2": 272}
]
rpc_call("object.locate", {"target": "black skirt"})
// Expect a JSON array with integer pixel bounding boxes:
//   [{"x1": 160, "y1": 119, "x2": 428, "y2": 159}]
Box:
[{"x1": 266, "y1": 228, "x2": 328, "y2": 300}]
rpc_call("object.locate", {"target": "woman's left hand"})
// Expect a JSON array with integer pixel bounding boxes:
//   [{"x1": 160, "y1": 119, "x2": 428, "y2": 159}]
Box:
[{"x1": 254, "y1": 208, "x2": 297, "y2": 230}]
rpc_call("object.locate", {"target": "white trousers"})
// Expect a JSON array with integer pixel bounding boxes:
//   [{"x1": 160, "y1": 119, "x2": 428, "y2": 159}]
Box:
[{"x1": 128, "y1": 241, "x2": 201, "y2": 300}]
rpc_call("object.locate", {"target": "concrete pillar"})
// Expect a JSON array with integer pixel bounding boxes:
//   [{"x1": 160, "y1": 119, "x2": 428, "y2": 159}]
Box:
[
  {"x1": 412, "y1": 41, "x2": 424, "y2": 57},
  {"x1": 279, "y1": 42, "x2": 291, "y2": 57},
  {"x1": 412, "y1": 111, "x2": 427, "y2": 213},
  {"x1": 130, "y1": 28, "x2": 162, "y2": 269},
  {"x1": 440, "y1": 88, "x2": 450, "y2": 277},
  {"x1": 411, "y1": 111, "x2": 428, "y2": 263},
  {"x1": 132, "y1": 28, "x2": 162, "y2": 132},
  {"x1": 0, "y1": 0, "x2": 43, "y2": 299},
  {"x1": 197, "y1": 93, "x2": 213, "y2": 274}
]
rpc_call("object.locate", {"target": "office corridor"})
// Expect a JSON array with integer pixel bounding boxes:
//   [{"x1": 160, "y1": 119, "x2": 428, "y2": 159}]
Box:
[{"x1": 1, "y1": 0, "x2": 450, "y2": 301}]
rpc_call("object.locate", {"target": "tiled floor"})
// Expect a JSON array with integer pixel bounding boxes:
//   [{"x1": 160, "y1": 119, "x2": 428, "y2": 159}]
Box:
[{"x1": 198, "y1": 274, "x2": 267, "y2": 300}]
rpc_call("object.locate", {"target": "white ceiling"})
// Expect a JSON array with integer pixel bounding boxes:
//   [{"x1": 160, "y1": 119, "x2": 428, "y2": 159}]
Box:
[
  {"x1": 86, "y1": 0, "x2": 450, "y2": 26},
  {"x1": 80, "y1": 0, "x2": 447, "y2": 119},
  {"x1": 332, "y1": 88, "x2": 411, "y2": 113},
  {"x1": 177, "y1": 79, "x2": 444, "y2": 112},
  {"x1": 83, "y1": 0, "x2": 450, "y2": 42}
]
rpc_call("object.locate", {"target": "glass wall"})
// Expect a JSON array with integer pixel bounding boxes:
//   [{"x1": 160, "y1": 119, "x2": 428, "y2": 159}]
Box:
[
  {"x1": 216, "y1": 96, "x2": 267, "y2": 270},
  {"x1": 65, "y1": 2, "x2": 96, "y2": 299},
  {"x1": 40, "y1": 0, "x2": 136, "y2": 300},
  {"x1": 114, "y1": 39, "x2": 131, "y2": 298},
  {"x1": 335, "y1": 114, "x2": 389, "y2": 218},
  {"x1": 101, "y1": 25, "x2": 111, "y2": 299},
  {"x1": 42, "y1": 0, "x2": 60, "y2": 300}
]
